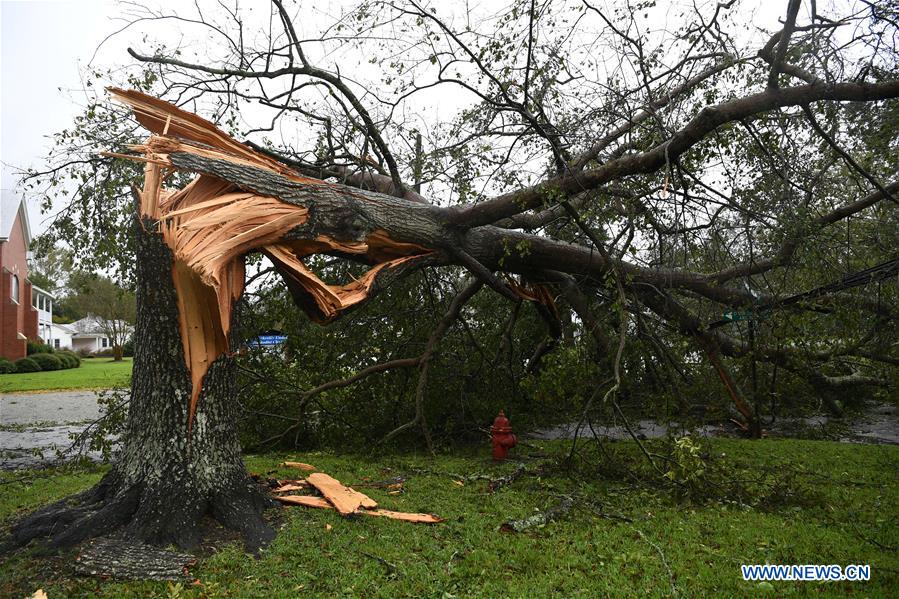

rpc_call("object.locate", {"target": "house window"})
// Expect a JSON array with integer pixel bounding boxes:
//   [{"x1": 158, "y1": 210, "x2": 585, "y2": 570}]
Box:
[
  {"x1": 102, "y1": 338, "x2": 109, "y2": 348},
  {"x1": 11, "y1": 274, "x2": 19, "y2": 303},
  {"x1": 54, "y1": 339, "x2": 60, "y2": 349}
]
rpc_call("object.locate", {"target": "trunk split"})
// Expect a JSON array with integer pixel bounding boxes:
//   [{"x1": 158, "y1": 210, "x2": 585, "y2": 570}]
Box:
[{"x1": 6, "y1": 88, "x2": 555, "y2": 557}]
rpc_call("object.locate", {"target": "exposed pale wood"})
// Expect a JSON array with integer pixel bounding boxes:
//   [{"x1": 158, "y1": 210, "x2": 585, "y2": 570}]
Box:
[
  {"x1": 275, "y1": 495, "x2": 332, "y2": 509},
  {"x1": 306, "y1": 472, "x2": 378, "y2": 515},
  {"x1": 271, "y1": 483, "x2": 308, "y2": 493},
  {"x1": 276, "y1": 478, "x2": 308, "y2": 486},
  {"x1": 362, "y1": 509, "x2": 444, "y2": 524},
  {"x1": 111, "y1": 88, "x2": 435, "y2": 429},
  {"x1": 140, "y1": 160, "x2": 162, "y2": 219},
  {"x1": 276, "y1": 495, "x2": 443, "y2": 523},
  {"x1": 281, "y1": 461, "x2": 317, "y2": 471}
]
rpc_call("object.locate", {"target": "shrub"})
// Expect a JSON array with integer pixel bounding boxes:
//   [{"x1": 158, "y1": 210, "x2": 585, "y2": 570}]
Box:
[
  {"x1": 27, "y1": 340, "x2": 54, "y2": 355},
  {"x1": 58, "y1": 350, "x2": 81, "y2": 366},
  {"x1": 77, "y1": 348, "x2": 94, "y2": 358},
  {"x1": 30, "y1": 353, "x2": 63, "y2": 371},
  {"x1": 0, "y1": 358, "x2": 16, "y2": 374},
  {"x1": 15, "y1": 357, "x2": 42, "y2": 373},
  {"x1": 55, "y1": 353, "x2": 77, "y2": 369},
  {"x1": 96, "y1": 349, "x2": 115, "y2": 358},
  {"x1": 122, "y1": 338, "x2": 134, "y2": 358}
]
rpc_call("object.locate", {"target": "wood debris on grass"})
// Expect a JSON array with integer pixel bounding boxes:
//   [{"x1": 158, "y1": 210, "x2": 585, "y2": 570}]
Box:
[
  {"x1": 500, "y1": 496, "x2": 573, "y2": 533},
  {"x1": 269, "y1": 469, "x2": 442, "y2": 524},
  {"x1": 306, "y1": 472, "x2": 378, "y2": 514},
  {"x1": 271, "y1": 483, "x2": 308, "y2": 493},
  {"x1": 281, "y1": 461, "x2": 317, "y2": 471}
]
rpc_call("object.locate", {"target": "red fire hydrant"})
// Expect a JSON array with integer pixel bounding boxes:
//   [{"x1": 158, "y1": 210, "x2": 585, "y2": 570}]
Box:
[{"x1": 491, "y1": 410, "x2": 517, "y2": 461}]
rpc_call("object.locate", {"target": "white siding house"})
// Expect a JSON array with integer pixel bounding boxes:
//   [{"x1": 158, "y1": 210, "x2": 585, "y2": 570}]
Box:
[
  {"x1": 31, "y1": 284, "x2": 60, "y2": 347},
  {"x1": 70, "y1": 315, "x2": 133, "y2": 355}
]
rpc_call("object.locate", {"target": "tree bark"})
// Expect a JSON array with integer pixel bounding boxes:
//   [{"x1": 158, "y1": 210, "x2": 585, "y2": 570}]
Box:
[{"x1": 8, "y1": 212, "x2": 274, "y2": 553}]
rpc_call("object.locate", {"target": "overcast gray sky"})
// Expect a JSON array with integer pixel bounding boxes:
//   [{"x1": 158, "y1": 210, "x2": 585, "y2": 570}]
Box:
[
  {"x1": 1, "y1": 0, "x2": 124, "y2": 233},
  {"x1": 2, "y1": 0, "x2": 787, "y2": 237}
]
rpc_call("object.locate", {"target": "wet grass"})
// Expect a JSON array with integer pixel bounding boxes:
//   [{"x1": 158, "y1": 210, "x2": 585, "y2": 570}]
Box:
[
  {"x1": 0, "y1": 358, "x2": 133, "y2": 393},
  {"x1": 0, "y1": 438, "x2": 896, "y2": 597}
]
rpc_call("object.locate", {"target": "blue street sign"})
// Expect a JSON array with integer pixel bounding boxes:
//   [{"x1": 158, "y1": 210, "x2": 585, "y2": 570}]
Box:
[{"x1": 254, "y1": 335, "x2": 287, "y2": 346}]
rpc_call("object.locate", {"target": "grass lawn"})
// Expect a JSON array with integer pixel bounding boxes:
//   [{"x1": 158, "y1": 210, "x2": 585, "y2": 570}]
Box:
[
  {"x1": 1, "y1": 439, "x2": 896, "y2": 597},
  {"x1": 0, "y1": 358, "x2": 133, "y2": 393}
]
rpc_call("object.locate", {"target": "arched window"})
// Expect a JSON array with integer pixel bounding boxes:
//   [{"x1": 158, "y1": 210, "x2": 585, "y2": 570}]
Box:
[{"x1": 11, "y1": 274, "x2": 19, "y2": 303}]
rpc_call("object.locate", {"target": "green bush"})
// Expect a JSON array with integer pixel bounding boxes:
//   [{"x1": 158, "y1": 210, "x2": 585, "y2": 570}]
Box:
[
  {"x1": 30, "y1": 353, "x2": 64, "y2": 371},
  {"x1": 58, "y1": 350, "x2": 82, "y2": 366},
  {"x1": 0, "y1": 358, "x2": 16, "y2": 374},
  {"x1": 55, "y1": 353, "x2": 77, "y2": 369},
  {"x1": 15, "y1": 357, "x2": 42, "y2": 373},
  {"x1": 26, "y1": 340, "x2": 54, "y2": 355},
  {"x1": 122, "y1": 338, "x2": 134, "y2": 357},
  {"x1": 95, "y1": 349, "x2": 115, "y2": 358}
]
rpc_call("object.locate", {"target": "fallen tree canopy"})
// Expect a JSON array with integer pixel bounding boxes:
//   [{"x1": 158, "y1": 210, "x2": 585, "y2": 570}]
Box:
[
  {"x1": 107, "y1": 85, "x2": 896, "y2": 433},
  {"x1": 109, "y1": 87, "x2": 558, "y2": 428}
]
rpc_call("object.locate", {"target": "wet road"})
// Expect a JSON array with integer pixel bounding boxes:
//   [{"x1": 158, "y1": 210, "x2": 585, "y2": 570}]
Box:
[{"x1": 1, "y1": 390, "x2": 112, "y2": 469}]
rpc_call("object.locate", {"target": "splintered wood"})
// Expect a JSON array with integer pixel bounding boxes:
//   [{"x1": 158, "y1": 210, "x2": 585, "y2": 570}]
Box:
[
  {"x1": 306, "y1": 472, "x2": 378, "y2": 515},
  {"x1": 281, "y1": 461, "x2": 317, "y2": 471},
  {"x1": 108, "y1": 88, "x2": 431, "y2": 429},
  {"x1": 270, "y1": 465, "x2": 442, "y2": 524}
]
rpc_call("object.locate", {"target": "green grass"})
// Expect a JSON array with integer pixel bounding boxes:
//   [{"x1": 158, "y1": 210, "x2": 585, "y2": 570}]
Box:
[
  {"x1": 0, "y1": 358, "x2": 133, "y2": 392},
  {"x1": 1, "y1": 439, "x2": 896, "y2": 597}
]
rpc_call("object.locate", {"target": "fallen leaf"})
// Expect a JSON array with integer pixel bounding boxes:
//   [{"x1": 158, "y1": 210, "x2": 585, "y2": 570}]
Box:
[
  {"x1": 325, "y1": 524, "x2": 332, "y2": 531},
  {"x1": 28, "y1": 591, "x2": 48, "y2": 599}
]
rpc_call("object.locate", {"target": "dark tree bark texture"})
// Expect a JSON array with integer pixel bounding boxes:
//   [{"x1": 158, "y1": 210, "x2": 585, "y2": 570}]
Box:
[{"x1": 8, "y1": 212, "x2": 274, "y2": 554}]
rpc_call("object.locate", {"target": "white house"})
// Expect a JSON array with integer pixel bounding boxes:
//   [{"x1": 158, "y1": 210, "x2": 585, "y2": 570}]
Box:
[
  {"x1": 30, "y1": 284, "x2": 60, "y2": 347},
  {"x1": 51, "y1": 322, "x2": 76, "y2": 350},
  {"x1": 70, "y1": 315, "x2": 133, "y2": 355}
]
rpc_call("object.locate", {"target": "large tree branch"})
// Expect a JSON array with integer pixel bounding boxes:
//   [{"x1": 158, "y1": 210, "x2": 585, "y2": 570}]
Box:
[{"x1": 447, "y1": 79, "x2": 899, "y2": 228}]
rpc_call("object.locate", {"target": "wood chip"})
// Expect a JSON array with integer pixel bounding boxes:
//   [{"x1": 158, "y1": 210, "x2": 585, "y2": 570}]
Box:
[
  {"x1": 281, "y1": 461, "x2": 317, "y2": 471},
  {"x1": 276, "y1": 495, "x2": 443, "y2": 524},
  {"x1": 275, "y1": 495, "x2": 332, "y2": 509},
  {"x1": 271, "y1": 483, "x2": 308, "y2": 493},
  {"x1": 362, "y1": 509, "x2": 444, "y2": 524},
  {"x1": 276, "y1": 478, "x2": 307, "y2": 486},
  {"x1": 306, "y1": 472, "x2": 378, "y2": 515}
]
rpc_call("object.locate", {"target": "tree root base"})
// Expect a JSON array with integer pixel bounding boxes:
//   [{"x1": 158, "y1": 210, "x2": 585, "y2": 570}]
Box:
[{"x1": 4, "y1": 470, "x2": 277, "y2": 565}]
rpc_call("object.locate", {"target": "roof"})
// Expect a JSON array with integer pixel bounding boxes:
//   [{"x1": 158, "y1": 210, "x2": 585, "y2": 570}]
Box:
[
  {"x1": 70, "y1": 315, "x2": 134, "y2": 335},
  {"x1": 31, "y1": 284, "x2": 56, "y2": 300},
  {"x1": 0, "y1": 189, "x2": 32, "y2": 244}
]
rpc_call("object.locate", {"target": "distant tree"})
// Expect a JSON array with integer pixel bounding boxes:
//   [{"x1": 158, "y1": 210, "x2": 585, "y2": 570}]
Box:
[
  {"x1": 27, "y1": 244, "x2": 73, "y2": 295},
  {"x1": 68, "y1": 272, "x2": 136, "y2": 361}
]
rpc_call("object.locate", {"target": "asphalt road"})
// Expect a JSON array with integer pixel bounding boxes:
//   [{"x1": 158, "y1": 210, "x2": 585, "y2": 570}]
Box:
[{"x1": 1, "y1": 390, "x2": 110, "y2": 469}]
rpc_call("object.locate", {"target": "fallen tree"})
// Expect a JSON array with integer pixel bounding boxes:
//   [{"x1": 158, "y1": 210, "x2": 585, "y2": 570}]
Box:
[{"x1": 8, "y1": 0, "x2": 897, "y2": 555}]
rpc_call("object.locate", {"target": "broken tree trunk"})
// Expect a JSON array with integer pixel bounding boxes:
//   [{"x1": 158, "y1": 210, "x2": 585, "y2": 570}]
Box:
[
  {"x1": 4, "y1": 88, "x2": 562, "y2": 555},
  {"x1": 8, "y1": 202, "x2": 274, "y2": 554}
]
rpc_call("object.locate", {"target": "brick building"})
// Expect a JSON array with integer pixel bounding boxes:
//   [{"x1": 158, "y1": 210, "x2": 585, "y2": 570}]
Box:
[{"x1": 1, "y1": 193, "x2": 38, "y2": 361}]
